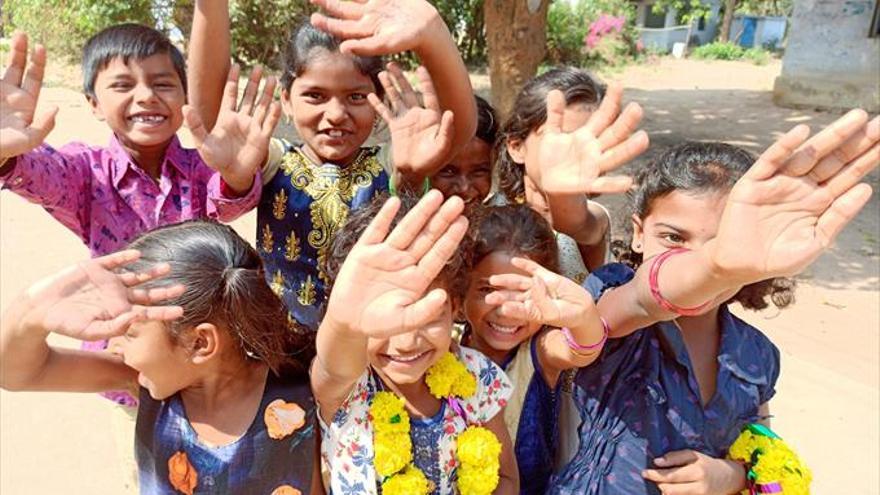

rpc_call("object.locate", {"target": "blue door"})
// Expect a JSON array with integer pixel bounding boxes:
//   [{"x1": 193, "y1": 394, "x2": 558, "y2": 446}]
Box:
[{"x1": 740, "y1": 17, "x2": 757, "y2": 47}]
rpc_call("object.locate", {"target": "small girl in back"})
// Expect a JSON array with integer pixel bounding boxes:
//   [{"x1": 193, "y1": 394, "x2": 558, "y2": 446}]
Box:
[
  {"x1": 459, "y1": 203, "x2": 607, "y2": 494},
  {"x1": 551, "y1": 110, "x2": 878, "y2": 494},
  {"x1": 316, "y1": 191, "x2": 518, "y2": 494},
  {"x1": 0, "y1": 221, "x2": 318, "y2": 494}
]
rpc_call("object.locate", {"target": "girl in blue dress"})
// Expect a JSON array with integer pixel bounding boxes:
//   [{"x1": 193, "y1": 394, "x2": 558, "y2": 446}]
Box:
[
  {"x1": 546, "y1": 109, "x2": 878, "y2": 494},
  {"x1": 0, "y1": 221, "x2": 318, "y2": 494}
]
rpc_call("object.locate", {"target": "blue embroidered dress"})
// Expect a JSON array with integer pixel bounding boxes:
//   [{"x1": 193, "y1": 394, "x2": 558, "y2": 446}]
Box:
[
  {"x1": 550, "y1": 263, "x2": 781, "y2": 495},
  {"x1": 257, "y1": 142, "x2": 389, "y2": 331},
  {"x1": 135, "y1": 373, "x2": 316, "y2": 494}
]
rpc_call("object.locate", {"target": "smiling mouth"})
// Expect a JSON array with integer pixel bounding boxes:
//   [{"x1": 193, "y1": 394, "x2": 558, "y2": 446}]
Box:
[
  {"x1": 383, "y1": 350, "x2": 431, "y2": 364},
  {"x1": 488, "y1": 322, "x2": 523, "y2": 335},
  {"x1": 128, "y1": 114, "x2": 168, "y2": 125},
  {"x1": 319, "y1": 129, "x2": 349, "y2": 138}
]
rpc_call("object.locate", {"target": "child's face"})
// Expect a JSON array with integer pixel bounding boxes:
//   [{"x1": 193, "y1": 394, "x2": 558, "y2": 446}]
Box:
[
  {"x1": 120, "y1": 319, "x2": 195, "y2": 400},
  {"x1": 283, "y1": 51, "x2": 376, "y2": 165},
  {"x1": 463, "y1": 251, "x2": 542, "y2": 356},
  {"x1": 632, "y1": 190, "x2": 729, "y2": 259},
  {"x1": 431, "y1": 137, "x2": 493, "y2": 205},
  {"x1": 88, "y1": 54, "x2": 185, "y2": 150},
  {"x1": 507, "y1": 102, "x2": 593, "y2": 177},
  {"x1": 366, "y1": 282, "x2": 454, "y2": 385}
]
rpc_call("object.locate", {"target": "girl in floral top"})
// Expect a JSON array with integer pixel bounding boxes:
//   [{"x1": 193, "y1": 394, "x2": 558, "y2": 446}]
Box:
[{"x1": 316, "y1": 191, "x2": 517, "y2": 494}]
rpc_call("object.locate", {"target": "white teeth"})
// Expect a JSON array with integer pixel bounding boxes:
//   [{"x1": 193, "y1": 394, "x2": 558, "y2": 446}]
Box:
[
  {"x1": 327, "y1": 129, "x2": 344, "y2": 137},
  {"x1": 388, "y1": 351, "x2": 426, "y2": 363},
  {"x1": 489, "y1": 322, "x2": 518, "y2": 334},
  {"x1": 129, "y1": 115, "x2": 166, "y2": 123}
]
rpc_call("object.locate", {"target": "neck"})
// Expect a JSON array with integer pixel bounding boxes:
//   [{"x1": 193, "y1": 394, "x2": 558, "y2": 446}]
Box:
[
  {"x1": 300, "y1": 143, "x2": 361, "y2": 168},
  {"x1": 675, "y1": 306, "x2": 722, "y2": 337},
  {"x1": 373, "y1": 367, "x2": 441, "y2": 419},
  {"x1": 118, "y1": 135, "x2": 173, "y2": 180},
  {"x1": 523, "y1": 175, "x2": 551, "y2": 223},
  {"x1": 463, "y1": 329, "x2": 514, "y2": 367}
]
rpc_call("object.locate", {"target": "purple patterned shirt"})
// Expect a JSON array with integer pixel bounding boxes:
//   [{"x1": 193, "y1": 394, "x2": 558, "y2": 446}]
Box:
[{"x1": 1, "y1": 135, "x2": 261, "y2": 405}]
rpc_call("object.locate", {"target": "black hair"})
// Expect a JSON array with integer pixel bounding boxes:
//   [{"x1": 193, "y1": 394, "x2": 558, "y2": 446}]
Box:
[
  {"x1": 474, "y1": 94, "x2": 499, "y2": 145},
  {"x1": 123, "y1": 221, "x2": 310, "y2": 376},
  {"x1": 497, "y1": 67, "x2": 606, "y2": 201},
  {"x1": 465, "y1": 203, "x2": 559, "y2": 282},
  {"x1": 280, "y1": 21, "x2": 383, "y2": 96},
  {"x1": 325, "y1": 192, "x2": 471, "y2": 306},
  {"x1": 82, "y1": 23, "x2": 187, "y2": 99},
  {"x1": 612, "y1": 142, "x2": 795, "y2": 311}
]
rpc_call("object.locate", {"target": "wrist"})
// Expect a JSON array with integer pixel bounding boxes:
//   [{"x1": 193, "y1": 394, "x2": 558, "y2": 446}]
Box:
[{"x1": 220, "y1": 174, "x2": 254, "y2": 197}]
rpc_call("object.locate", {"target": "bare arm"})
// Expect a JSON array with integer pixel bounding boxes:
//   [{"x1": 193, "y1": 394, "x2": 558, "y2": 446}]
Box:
[
  {"x1": 187, "y1": 0, "x2": 231, "y2": 132},
  {"x1": 483, "y1": 411, "x2": 519, "y2": 494}
]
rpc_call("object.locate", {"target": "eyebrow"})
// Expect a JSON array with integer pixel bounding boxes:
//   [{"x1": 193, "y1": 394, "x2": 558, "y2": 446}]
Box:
[
  {"x1": 654, "y1": 222, "x2": 686, "y2": 233},
  {"x1": 298, "y1": 84, "x2": 374, "y2": 93}
]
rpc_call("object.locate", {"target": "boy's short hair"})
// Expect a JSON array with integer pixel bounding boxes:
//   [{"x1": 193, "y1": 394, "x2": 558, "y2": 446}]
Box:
[{"x1": 82, "y1": 23, "x2": 187, "y2": 98}]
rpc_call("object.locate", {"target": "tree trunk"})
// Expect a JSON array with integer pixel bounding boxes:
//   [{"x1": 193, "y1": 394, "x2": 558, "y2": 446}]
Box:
[
  {"x1": 484, "y1": 0, "x2": 550, "y2": 119},
  {"x1": 719, "y1": 0, "x2": 737, "y2": 42}
]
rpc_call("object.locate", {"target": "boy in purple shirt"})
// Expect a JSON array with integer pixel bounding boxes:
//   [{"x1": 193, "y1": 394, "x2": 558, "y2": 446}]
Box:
[{"x1": 0, "y1": 24, "x2": 279, "y2": 405}]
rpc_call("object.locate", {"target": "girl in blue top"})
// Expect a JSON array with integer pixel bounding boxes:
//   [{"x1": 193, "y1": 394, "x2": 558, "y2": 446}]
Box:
[
  {"x1": 545, "y1": 109, "x2": 879, "y2": 494},
  {"x1": 0, "y1": 221, "x2": 318, "y2": 494}
]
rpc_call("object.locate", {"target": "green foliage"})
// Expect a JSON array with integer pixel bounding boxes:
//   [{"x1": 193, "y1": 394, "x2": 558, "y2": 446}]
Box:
[
  {"x1": 433, "y1": 0, "x2": 485, "y2": 67},
  {"x1": 229, "y1": 0, "x2": 313, "y2": 69},
  {"x1": 653, "y1": 0, "x2": 712, "y2": 25},
  {"x1": 546, "y1": 0, "x2": 638, "y2": 67},
  {"x1": 4, "y1": 0, "x2": 154, "y2": 62},
  {"x1": 736, "y1": 0, "x2": 794, "y2": 16},
  {"x1": 691, "y1": 41, "x2": 771, "y2": 64}
]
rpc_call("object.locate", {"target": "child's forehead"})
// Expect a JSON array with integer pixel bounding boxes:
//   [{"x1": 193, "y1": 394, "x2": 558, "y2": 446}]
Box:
[
  {"x1": 293, "y1": 50, "x2": 374, "y2": 90},
  {"x1": 97, "y1": 52, "x2": 181, "y2": 79}
]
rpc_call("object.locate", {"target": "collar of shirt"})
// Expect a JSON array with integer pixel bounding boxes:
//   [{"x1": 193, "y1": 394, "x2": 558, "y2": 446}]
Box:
[{"x1": 108, "y1": 134, "x2": 191, "y2": 189}]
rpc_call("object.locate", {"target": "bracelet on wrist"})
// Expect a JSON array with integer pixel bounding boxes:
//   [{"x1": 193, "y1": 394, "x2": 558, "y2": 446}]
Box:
[
  {"x1": 648, "y1": 248, "x2": 712, "y2": 316},
  {"x1": 562, "y1": 317, "x2": 609, "y2": 356}
]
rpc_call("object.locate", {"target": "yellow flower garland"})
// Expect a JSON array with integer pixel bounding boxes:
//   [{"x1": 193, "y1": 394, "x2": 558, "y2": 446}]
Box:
[
  {"x1": 369, "y1": 352, "x2": 501, "y2": 495},
  {"x1": 728, "y1": 424, "x2": 811, "y2": 494}
]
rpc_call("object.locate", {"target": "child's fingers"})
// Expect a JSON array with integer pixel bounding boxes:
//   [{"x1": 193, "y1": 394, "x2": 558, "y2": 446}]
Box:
[
  {"x1": 88, "y1": 312, "x2": 139, "y2": 340},
  {"x1": 496, "y1": 301, "x2": 532, "y2": 321},
  {"x1": 485, "y1": 289, "x2": 528, "y2": 306},
  {"x1": 310, "y1": 13, "x2": 372, "y2": 40},
  {"x1": 488, "y1": 273, "x2": 533, "y2": 291},
  {"x1": 588, "y1": 175, "x2": 634, "y2": 195},
  {"x1": 653, "y1": 450, "x2": 700, "y2": 468},
  {"x1": 378, "y1": 71, "x2": 404, "y2": 114},
  {"x1": 654, "y1": 482, "x2": 703, "y2": 495},
  {"x1": 596, "y1": 102, "x2": 644, "y2": 151},
  {"x1": 821, "y1": 143, "x2": 879, "y2": 198},
  {"x1": 21, "y1": 42, "x2": 46, "y2": 100},
  {"x1": 384, "y1": 189, "x2": 446, "y2": 250},
  {"x1": 543, "y1": 90, "x2": 566, "y2": 135},
  {"x1": 117, "y1": 262, "x2": 172, "y2": 287},
  {"x1": 815, "y1": 182, "x2": 874, "y2": 250},
  {"x1": 388, "y1": 63, "x2": 419, "y2": 109},
  {"x1": 396, "y1": 288, "x2": 448, "y2": 335},
  {"x1": 808, "y1": 116, "x2": 880, "y2": 183},
  {"x1": 251, "y1": 75, "x2": 276, "y2": 127},
  {"x1": 26, "y1": 105, "x2": 58, "y2": 146},
  {"x1": 182, "y1": 105, "x2": 209, "y2": 148},
  {"x1": 221, "y1": 64, "x2": 241, "y2": 111},
  {"x1": 415, "y1": 66, "x2": 440, "y2": 111},
  {"x1": 238, "y1": 65, "x2": 263, "y2": 115},
  {"x1": 747, "y1": 124, "x2": 811, "y2": 181},
  {"x1": 585, "y1": 83, "x2": 624, "y2": 137},
  {"x1": 356, "y1": 196, "x2": 402, "y2": 246},
  {"x1": 309, "y1": 0, "x2": 366, "y2": 21},
  {"x1": 598, "y1": 130, "x2": 649, "y2": 174},
  {"x1": 415, "y1": 216, "x2": 468, "y2": 281},
  {"x1": 783, "y1": 109, "x2": 869, "y2": 177},
  {"x1": 509, "y1": 256, "x2": 548, "y2": 276},
  {"x1": 260, "y1": 102, "x2": 282, "y2": 138},
  {"x1": 95, "y1": 250, "x2": 142, "y2": 271},
  {"x1": 434, "y1": 111, "x2": 455, "y2": 156},
  {"x1": 367, "y1": 93, "x2": 394, "y2": 123},
  {"x1": 131, "y1": 304, "x2": 185, "y2": 322},
  {"x1": 339, "y1": 37, "x2": 389, "y2": 57},
  {"x1": 2, "y1": 32, "x2": 28, "y2": 87},
  {"x1": 642, "y1": 465, "x2": 700, "y2": 485},
  {"x1": 405, "y1": 194, "x2": 465, "y2": 259},
  {"x1": 128, "y1": 285, "x2": 186, "y2": 306}
]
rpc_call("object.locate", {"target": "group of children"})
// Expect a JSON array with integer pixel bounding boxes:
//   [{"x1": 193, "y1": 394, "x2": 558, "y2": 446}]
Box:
[{"x1": 1, "y1": 0, "x2": 877, "y2": 493}]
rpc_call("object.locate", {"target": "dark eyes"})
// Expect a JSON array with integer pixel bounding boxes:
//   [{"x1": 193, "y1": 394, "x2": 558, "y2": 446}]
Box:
[{"x1": 659, "y1": 232, "x2": 685, "y2": 244}]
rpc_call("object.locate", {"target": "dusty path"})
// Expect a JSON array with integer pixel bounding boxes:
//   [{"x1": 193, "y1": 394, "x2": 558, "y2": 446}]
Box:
[{"x1": 1, "y1": 58, "x2": 877, "y2": 494}]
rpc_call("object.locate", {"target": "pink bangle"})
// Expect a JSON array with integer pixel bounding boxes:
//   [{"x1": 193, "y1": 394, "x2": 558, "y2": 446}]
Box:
[
  {"x1": 648, "y1": 248, "x2": 712, "y2": 316},
  {"x1": 562, "y1": 317, "x2": 609, "y2": 355}
]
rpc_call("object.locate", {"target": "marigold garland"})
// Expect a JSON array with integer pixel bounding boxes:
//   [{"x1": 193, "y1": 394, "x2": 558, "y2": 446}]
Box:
[
  {"x1": 728, "y1": 423, "x2": 811, "y2": 494},
  {"x1": 369, "y1": 352, "x2": 501, "y2": 495}
]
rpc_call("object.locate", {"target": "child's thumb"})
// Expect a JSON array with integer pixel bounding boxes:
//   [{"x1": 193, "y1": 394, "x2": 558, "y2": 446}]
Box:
[
  {"x1": 182, "y1": 105, "x2": 208, "y2": 146},
  {"x1": 29, "y1": 105, "x2": 58, "y2": 143}
]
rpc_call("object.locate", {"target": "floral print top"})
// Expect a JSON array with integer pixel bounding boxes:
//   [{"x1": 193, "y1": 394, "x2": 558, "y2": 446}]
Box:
[{"x1": 319, "y1": 346, "x2": 512, "y2": 495}]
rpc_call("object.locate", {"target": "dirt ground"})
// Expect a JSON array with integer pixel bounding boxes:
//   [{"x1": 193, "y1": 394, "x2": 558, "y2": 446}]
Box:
[{"x1": 1, "y1": 57, "x2": 878, "y2": 494}]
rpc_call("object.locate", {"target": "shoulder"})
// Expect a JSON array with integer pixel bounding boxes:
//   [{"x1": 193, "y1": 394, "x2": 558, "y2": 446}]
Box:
[
  {"x1": 582, "y1": 262, "x2": 635, "y2": 300},
  {"x1": 718, "y1": 308, "x2": 781, "y2": 391},
  {"x1": 722, "y1": 309, "x2": 780, "y2": 364},
  {"x1": 456, "y1": 346, "x2": 513, "y2": 422}
]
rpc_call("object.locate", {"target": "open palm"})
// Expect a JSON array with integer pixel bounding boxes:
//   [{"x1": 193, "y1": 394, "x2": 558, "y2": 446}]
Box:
[
  {"x1": 533, "y1": 85, "x2": 648, "y2": 195},
  {"x1": 710, "y1": 111, "x2": 880, "y2": 281},
  {"x1": 1, "y1": 33, "x2": 57, "y2": 158},
  {"x1": 23, "y1": 250, "x2": 184, "y2": 342},
  {"x1": 184, "y1": 65, "x2": 280, "y2": 193},
  {"x1": 324, "y1": 191, "x2": 467, "y2": 339},
  {"x1": 369, "y1": 64, "x2": 453, "y2": 180},
  {"x1": 310, "y1": 0, "x2": 439, "y2": 55}
]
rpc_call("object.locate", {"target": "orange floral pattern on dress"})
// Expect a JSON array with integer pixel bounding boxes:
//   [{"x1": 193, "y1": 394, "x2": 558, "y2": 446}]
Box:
[
  {"x1": 168, "y1": 451, "x2": 198, "y2": 494},
  {"x1": 271, "y1": 485, "x2": 303, "y2": 495},
  {"x1": 264, "y1": 399, "x2": 306, "y2": 440}
]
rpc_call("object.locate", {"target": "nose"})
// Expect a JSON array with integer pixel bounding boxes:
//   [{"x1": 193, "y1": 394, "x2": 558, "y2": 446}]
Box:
[
  {"x1": 133, "y1": 83, "x2": 158, "y2": 104},
  {"x1": 387, "y1": 331, "x2": 422, "y2": 353},
  {"x1": 324, "y1": 97, "x2": 348, "y2": 124},
  {"x1": 450, "y1": 176, "x2": 476, "y2": 202}
]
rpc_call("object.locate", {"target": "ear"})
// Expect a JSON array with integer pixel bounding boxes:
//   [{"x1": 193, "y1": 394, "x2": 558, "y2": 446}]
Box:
[
  {"x1": 188, "y1": 322, "x2": 221, "y2": 365},
  {"x1": 280, "y1": 88, "x2": 295, "y2": 121},
  {"x1": 86, "y1": 95, "x2": 106, "y2": 121},
  {"x1": 630, "y1": 214, "x2": 645, "y2": 253},
  {"x1": 506, "y1": 138, "x2": 526, "y2": 165}
]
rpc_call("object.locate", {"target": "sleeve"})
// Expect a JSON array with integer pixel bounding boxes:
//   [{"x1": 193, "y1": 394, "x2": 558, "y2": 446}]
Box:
[
  {"x1": 581, "y1": 262, "x2": 636, "y2": 301},
  {"x1": 206, "y1": 168, "x2": 262, "y2": 222},
  {"x1": 321, "y1": 370, "x2": 372, "y2": 433},
  {"x1": 0, "y1": 143, "x2": 93, "y2": 242},
  {"x1": 460, "y1": 347, "x2": 513, "y2": 425},
  {"x1": 759, "y1": 339, "x2": 781, "y2": 404}
]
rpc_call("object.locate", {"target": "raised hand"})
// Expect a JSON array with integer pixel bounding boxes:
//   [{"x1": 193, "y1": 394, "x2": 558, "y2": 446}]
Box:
[
  {"x1": 309, "y1": 0, "x2": 443, "y2": 56},
  {"x1": 369, "y1": 63, "x2": 454, "y2": 181},
  {"x1": 532, "y1": 84, "x2": 648, "y2": 195},
  {"x1": 324, "y1": 190, "x2": 468, "y2": 339},
  {"x1": 183, "y1": 64, "x2": 280, "y2": 194},
  {"x1": 708, "y1": 110, "x2": 880, "y2": 282},
  {"x1": 485, "y1": 257, "x2": 597, "y2": 330},
  {"x1": 0, "y1": 32, "x2": 58, "y2": 159},
  {"x1": 642, "y1": 450, "x2": 746, "y2": 495},
  {"x1": 20, "y1": 250, "x2": 184, "y2": 342}
]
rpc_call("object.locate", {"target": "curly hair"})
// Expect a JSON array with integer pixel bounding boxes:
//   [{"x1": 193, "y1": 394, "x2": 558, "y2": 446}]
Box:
[
  {"x1": 613, "y1": 142, "x2": 796, "y2": 311},
  {"x1": 324, "y1": 192, "x2": 472, "y2": 306}
]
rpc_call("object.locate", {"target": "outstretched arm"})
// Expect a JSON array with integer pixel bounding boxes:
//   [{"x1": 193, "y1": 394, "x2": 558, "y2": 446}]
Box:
[
  {"x1": 600, "y1": 111, "x2": 880, "y2": 337},
  {"x1": 312, "y1": 191, "x2": 468, "y2": 422},
  {"x1": 310, "y1": 0, "x2": 477, "y2": 157},
  {"x1": 186, "y1": 0, "x2": 232, "y2": 132},
  {"x1": 0, "y1": 251, "x2": 183, "y2": 393}
]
